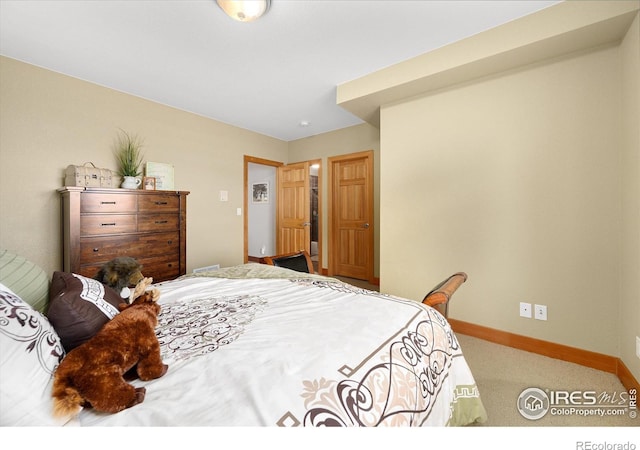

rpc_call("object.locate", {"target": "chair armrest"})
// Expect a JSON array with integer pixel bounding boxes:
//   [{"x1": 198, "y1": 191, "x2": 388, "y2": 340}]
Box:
[{"x1": 422, "y1": 272, "x2": 468, "y2": 317}]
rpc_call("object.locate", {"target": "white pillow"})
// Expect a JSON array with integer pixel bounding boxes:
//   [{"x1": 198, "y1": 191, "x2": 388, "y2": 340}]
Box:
[{"x1": 0, "y1": 284, "x2": 67, "y2": 426}]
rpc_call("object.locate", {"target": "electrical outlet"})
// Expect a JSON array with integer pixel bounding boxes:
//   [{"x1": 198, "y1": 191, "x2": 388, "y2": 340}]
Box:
[
  {"x1": 534, "y1": 304, "x2": 547, "y2": 321},
  {"x1": 519, "y1": 302, "x2": 532, "y2": 318},
  {"x1": 636, "y1": 336, "x2": 640, "y2": 360}
]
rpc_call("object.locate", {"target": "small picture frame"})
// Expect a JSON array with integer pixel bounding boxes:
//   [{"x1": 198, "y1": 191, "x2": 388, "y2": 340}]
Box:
[
  {"x1": 252, "y1": 182, "x2": 269, "y2": 203},
  {"x1": 143, "y1": 176, "x2": 156, "y2": 190}
]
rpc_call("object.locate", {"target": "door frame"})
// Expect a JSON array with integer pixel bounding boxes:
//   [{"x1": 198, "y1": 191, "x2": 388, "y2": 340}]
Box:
[
  {"x1": 243, "y1": 155, "x2": 283, "y2": 263},
  {"x1": 244, "y1": 156, "x2": 322, "y2": 271}
]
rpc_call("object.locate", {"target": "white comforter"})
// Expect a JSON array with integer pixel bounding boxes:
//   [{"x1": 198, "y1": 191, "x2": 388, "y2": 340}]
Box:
[{"x1": 72, "y1": 265, "x2": 487, "y2": 426}]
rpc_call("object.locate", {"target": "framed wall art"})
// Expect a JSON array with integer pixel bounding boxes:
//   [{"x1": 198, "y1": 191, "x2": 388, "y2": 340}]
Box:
[
  {"x1": 145, "y1": 162, "x2": 174, "y2": 190},
  {"x1": 252, "y1": 182, "x2": 269, "y2": 203}
]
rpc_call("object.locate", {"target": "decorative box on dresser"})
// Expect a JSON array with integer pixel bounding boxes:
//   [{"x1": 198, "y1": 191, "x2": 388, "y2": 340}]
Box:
[{"x1": 58, "y1": 187, "x2": 189, "y2": 283}]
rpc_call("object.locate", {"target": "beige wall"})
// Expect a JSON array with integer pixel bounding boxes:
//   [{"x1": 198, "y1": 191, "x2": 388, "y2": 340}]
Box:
[
  {"x1": 620, "y1": 13, "x2": 640, "y2": 381},
  {"x1": 0, "y1": 55, "x2": 378, "y2": 279},
  {"x1": 0, "y1": 56, "x2": 288, "y2": 276},
  {"x1": 288, "y1": 123, "x2": 380, "y2": 275},
  {"x1": 380, "y1": 38, "x2": 635, "y2": 367}
]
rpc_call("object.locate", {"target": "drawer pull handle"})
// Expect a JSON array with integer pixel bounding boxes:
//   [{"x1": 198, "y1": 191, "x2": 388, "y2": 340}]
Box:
[
  {"x1": 93, "y1": 248, "x2": 99, "y2": 252},
  {"x1": 155, "y1": 220, "x2": 168, "y2": 224},
  {"x1": 100, "y1": 201, "x2": 116, "y2": 205},
  {"x1": 168, "y1": 263, "x2": 173, "y2": 267},
  {"x1": 101, "y1": 223, "x2": 117, "y2": 227},
  {"x1": 167, "y1": 241, "x2": 173, "y2": 244},
  {"x1": 155, "y1": 201, "x2": 168, "y2": 205}
]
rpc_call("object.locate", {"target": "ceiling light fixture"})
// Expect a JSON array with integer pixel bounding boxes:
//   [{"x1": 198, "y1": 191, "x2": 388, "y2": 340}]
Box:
[{"x1": 216, "y1": 0, "x2": 271, "y2": 23}]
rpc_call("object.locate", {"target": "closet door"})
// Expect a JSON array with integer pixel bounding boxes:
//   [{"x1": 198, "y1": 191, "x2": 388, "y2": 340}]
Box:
[{"x1": 328, "y1": 151, "x2": 373, "y2": 282}]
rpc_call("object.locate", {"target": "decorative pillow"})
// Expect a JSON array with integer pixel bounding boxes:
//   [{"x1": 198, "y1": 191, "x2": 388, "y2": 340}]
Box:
[
  {"x1": 0, "y1": 249, "x2": 49, "y2": 313},
  {"x1": 46, "y1": 272, "x2": 122, "y2": 352},
  {"x1": 0, "y1": 283, "x2": 67, "y2": 426}
]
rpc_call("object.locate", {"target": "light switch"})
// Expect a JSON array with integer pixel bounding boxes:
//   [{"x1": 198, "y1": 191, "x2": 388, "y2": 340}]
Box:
[
  {"x1": 236, "y1": 208, "x2": 242, "y2": 216},
  {"x1": 219, "y1": 190, "x2": 228, "y2": 202}
]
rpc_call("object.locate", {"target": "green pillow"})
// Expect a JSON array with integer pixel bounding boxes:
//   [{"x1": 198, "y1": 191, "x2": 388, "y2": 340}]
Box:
[{"x1": 0, "y1": 249, "x2": 49, "y2": 313}]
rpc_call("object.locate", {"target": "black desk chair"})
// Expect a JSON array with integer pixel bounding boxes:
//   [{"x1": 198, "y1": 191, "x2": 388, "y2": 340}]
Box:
[{"x1": 264, "y1": 250, "x2": 314, "y2": 274}]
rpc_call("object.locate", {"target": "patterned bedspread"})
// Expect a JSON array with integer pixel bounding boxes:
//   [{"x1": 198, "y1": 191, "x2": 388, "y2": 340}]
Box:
[{"x1": 73, "y1": 264, "x2": 487, "y2": 426}]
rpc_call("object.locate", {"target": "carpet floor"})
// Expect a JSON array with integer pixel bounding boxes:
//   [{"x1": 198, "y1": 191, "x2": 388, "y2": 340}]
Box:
[{"x1": 456, "y1": 334, "x2": 638, "y2": 427}]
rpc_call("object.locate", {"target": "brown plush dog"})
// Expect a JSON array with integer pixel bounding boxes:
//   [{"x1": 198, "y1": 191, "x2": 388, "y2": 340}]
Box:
[
  {"x1": 52, "y1": 278, "x2": 168, "y2": 418},
  {"x1": 94, "y1": 256, "x2": 144, "y2": 298}
]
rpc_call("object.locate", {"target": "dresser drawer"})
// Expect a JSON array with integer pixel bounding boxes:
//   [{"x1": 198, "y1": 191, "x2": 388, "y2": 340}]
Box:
[
  {"x1": 80, "y1": 234, "x2": 138, "y2": 263},
  {"x1": 138, "y1": 194, "x2": 179, "y2": 212},
  {"x1": 137, "y1": 214, "x2": 179, "y2": 232},
  {"x1": 81, "y1": 193, "x2": 137, "y2": 213},
  {"x1": 80, "y1": 232, "x2": 180, "y2": 264},
  {"x1": 137, "y1": 255, "x2": 182, "y2": 282},
  {"x1": 81, "y1": 214, "x2": 137, "y2": 235},
  {"x1": 79, "y1": 252, "x2": 180, "y2": 283}
]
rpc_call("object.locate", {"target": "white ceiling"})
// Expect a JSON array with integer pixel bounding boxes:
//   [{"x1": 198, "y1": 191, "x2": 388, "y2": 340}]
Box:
[{"x1": 0, "y1": 0, "x2": 560, "y2": 141}]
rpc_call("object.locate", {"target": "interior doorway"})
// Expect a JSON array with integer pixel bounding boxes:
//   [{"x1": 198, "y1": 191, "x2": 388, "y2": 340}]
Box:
[
  {"x1": 244, "y1": 155, "x2": 322, "y2": 271},
  {"x1": 309, "y1": 161, "x2": 320, "y2": 272},
  {"x1": 244, "y1": 156, "x2": 282, "y2": 263}
]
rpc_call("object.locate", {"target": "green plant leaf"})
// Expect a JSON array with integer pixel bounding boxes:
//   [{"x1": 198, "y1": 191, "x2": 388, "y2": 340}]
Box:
[{"x1": 114, "y1": 129, "x2": 145, "y2": 177}]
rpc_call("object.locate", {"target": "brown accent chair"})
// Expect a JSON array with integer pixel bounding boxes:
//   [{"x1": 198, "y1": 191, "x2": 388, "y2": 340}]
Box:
[
  {"x1": 264, "y1": 251, "x2": 314, "y2": 274},
  {"x1": 422, "y1": 272, "x2": 468, "y2": 318}
]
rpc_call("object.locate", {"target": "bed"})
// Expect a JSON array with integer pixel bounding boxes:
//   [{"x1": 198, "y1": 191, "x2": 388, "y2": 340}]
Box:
[{"x1": 0, "y1": 250, "x2": 487, "y2": 427}]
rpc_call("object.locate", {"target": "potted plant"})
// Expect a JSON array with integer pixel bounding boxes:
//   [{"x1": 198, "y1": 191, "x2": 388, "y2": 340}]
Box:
[{"x1": 114, "y1": 129, "x2": 145, "y2": 189}]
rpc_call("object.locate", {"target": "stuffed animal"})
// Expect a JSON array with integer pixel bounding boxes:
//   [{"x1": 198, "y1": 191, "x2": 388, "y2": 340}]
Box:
[
  {"x1": 52, "y1": 277, "x2": 168, "y2": 418},
  {"x1": 94, "y1": 256, "x2": 144, "y2": 299}
]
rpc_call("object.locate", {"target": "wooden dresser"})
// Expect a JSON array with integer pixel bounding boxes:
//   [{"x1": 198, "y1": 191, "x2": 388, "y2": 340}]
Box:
[{"x1": 58, "y1": 187, "x2": 189, "y2": 283}]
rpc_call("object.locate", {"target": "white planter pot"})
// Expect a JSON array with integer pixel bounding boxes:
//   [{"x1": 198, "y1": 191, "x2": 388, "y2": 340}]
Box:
[{"x1": 121, "y1": 176, "x2": 141, "y2": 189}]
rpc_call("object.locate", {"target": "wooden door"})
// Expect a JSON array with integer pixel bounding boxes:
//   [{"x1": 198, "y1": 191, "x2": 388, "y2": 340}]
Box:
[
  {"x1": 276, "y1": 162, "x2": 311, "y2": 254},
  {"x1": 328, "y1": 151, "x2": 373, "y2": 281}
]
